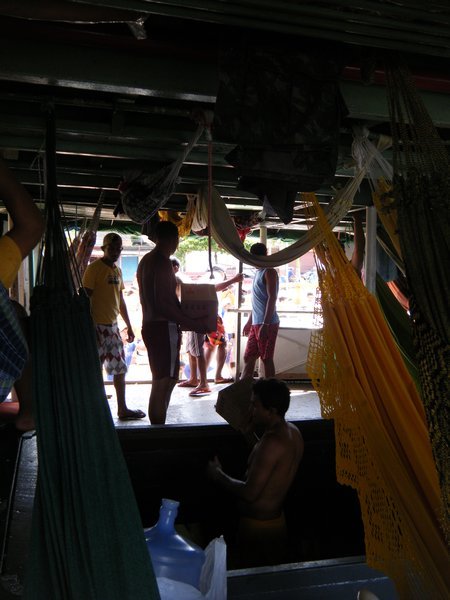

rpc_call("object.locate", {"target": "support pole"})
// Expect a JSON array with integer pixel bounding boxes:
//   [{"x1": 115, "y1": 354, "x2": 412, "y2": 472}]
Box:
[
  {"x1": 260, "y1": 224, "x2": 267, "y2": 246},
  {"x1": 235, "y1": 260, "x2": 243, "y2": 380},
  {"x1": 365, "y1": 206, "x2": 377, "y2": 293}
]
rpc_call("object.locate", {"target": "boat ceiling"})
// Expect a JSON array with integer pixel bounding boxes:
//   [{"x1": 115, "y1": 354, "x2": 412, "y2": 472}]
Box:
[{"x1": 0, "y1": 1, "x2": 449, "y2": 234}]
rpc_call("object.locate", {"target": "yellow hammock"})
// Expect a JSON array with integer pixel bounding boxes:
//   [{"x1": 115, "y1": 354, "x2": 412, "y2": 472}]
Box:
[
  {"x1": 305, "y1": 193, "x2": 449, "y2": 599},
  {"x1": 158, "y1": 194, "x2": 196, "y2": 239}
]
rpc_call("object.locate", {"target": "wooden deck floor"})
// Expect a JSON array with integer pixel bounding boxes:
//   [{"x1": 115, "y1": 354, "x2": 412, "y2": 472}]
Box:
[{"x1": 107, "y1": 379, "x2": 322, "y2": 429}]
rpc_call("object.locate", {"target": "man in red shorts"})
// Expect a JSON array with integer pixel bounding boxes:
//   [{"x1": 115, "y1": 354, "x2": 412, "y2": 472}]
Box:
[
  {"x1": 241, "y1": 243, "x2": 279, "y2": 379},
  {"x1": 137, "y1": 221, "x2": 209, "y2": 424}
]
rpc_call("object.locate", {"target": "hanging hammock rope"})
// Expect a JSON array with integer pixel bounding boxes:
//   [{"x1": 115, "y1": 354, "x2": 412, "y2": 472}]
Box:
[{"x1": 116, "y1": 123, "x2": 205, "y2": 224}]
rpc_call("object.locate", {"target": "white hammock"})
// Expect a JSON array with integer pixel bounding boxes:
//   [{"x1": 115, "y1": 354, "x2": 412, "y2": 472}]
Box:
[{"x1": 199, "y1": 135, "x2": 391, "y2": 268}]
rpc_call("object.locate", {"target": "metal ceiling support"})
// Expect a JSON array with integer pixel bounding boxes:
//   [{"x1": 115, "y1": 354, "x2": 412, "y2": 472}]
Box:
[
  {"x1": 0, "y1": 2, "x2": 448, "y2": 230},
  {"x1": 342, "y1": 81, "x2": 450, "y2": 128},
  {"x1": 76, "y1": 0, "x2": 450, "y2": 57},
  {"x1": 0, "y1": 37, "x2": 449, "y2": 128},
  {"x1": 0, "y1": 37, "x2": 217, "y2": 103}
]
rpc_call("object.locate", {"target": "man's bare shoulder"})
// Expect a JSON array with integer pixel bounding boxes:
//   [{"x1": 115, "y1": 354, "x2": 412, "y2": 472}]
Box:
[
  {"x1": 265, "y1": 267, "x2": 279, "y2": 282},
  {"x1": 139, "y1": 248, "x2": 157, "y2": 265},
  {"x1": 138, "y1": 249, "x2": 166, "y2": 273},
  {"x1": 287, "y1": 421, "x2": 302, "y2": 438},
  {"x1": 261, "y1": 422, "x2": 303, "y2": 452}
]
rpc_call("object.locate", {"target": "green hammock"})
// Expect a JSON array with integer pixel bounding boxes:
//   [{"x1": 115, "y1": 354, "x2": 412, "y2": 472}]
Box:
[
  {"x1": 375, "y1": 274, "x2": 419, "y2": 387},
  {"x1": 386, "y1": 60, "x2": 450, "y2": 537},
  {"x1": 23, "y1": 108, "x2": 159, "y2": 599}
]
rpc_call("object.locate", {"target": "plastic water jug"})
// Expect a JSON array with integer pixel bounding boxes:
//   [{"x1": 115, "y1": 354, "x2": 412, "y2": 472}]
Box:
[{"x1": 144, "y1": 498, "x2": 205, "y2": 589}]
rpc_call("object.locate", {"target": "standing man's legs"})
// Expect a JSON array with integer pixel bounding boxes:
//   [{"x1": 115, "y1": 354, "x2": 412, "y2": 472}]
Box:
[
  {"x1": 113, "y1": 372, "x2": 145, "y2": 419},
  {"x1": 204, "y1": 343, "x2": 215, "y2": 374},
  {"x1": 178, "y1": 346, "x2": 199, "y2": 387},
  {"x1": 98, "y1": 323, "x2": 145, "y2": 420},
  {"x1": 205, "y1": 337, "x2": 231, "y2": 383},
  {"x1": 242, "y1": 324, "x2": 278, "y2": 379},
  {"x1": 189, "y1": 354, "x2": 199, "y2": 383},
  {"x1": 260, "y1": 324, "x2": 279, "y2": 379},
  {"x1": 261, "y1": 358, "x2": 275, "y2": 378},
  {"x1": 143, "y1": 321, "x2": 181, "y2": 424},
  {"x1": 241, "y1": 326, "x2": 259, "y2": 380},
  {"x1": 149, "y1": 377, "x2": 177, "y2": 424},
  {"x1": 114, "y1": 372, "x2": 126, "y2": 414},
  {"x1": 214, "y1": 343, "x2": 228, "y2": 381},
  {"x1": 189, "y1": 332, "x2": 210, "y2": 396},
  {"x1": 241, "y1": 356, "x2": 258, "y2": 380}
]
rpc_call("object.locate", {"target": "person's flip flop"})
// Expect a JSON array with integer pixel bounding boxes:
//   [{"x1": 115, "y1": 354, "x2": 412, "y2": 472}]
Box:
[
  {"x1": 178, "y1": 381, "x2": 198, "y2": 388},
  {"x1": 118, "y1": 409, "x2": 146, "y2": 421},
  {"x1": 214, "y1": 377, "x2": 234, "y2": 384},
  {"x1": 189, "y1": 387, "x2": 211, "y2": 397}
]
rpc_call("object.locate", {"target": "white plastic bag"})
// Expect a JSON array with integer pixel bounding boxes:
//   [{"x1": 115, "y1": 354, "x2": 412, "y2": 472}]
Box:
[{"x1": 200, "y1": 537, "x2": 227, "y2": 600}]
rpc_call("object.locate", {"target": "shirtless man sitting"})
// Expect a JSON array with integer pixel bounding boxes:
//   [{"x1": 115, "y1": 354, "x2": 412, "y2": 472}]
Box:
[{"x1": 207, "y1": 378, "x2": 304, "y2": 567}]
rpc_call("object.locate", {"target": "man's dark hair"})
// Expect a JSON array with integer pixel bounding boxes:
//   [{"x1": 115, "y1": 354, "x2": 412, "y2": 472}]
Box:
[
  {"x1": 102, "y1": 232, "x2": 122, "y2": 248},
  {"x1": 170, "y1": 257, "x2": 180, "y2": 268},
  {"x1": 250, "y1": 242, "x2": 267, "y2": 256},
  {"x1": 252, "y1": 378, "x2": 290, "y2": 417},
  {"x1": 155, "y1": 221, "x2": 179, "y2": 240}
]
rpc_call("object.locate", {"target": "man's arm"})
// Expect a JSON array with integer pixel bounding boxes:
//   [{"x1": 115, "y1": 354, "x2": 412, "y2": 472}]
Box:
[
  {"x1": 207, "y1": 438, "x2": 280, "y2": 504},
  {"x1": 214, "y1": 272, "x2": 243, "y2": 294},
  {"x1": 257, "y1": 268, "x2": 278, "y2": 340},
  {"x1": 243, "y1": 312, "x2": 252, "y2": 336},
  {"x1": 82, "y1": 265, "x2": 94, "y2": 298},
  {"x1": 119, "y1": 292, "x2": 135, "y2": 343},
  {"x1": 1, "y1": 158, "x2": 45, "y2": 258},
  {"x1": 262, "y1": 268, "x2": 278, "y2": 324}
]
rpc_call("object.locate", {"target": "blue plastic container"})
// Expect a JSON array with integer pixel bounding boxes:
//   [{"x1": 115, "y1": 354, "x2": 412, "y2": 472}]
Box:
[{"x1": 144, "y1": 498, "x2": 205, "y2": 589}]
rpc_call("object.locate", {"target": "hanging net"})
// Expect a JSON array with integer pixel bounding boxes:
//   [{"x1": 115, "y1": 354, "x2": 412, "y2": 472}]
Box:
[
  {"x1": 116, "y1": 123, "x2": 205, "y2": 224},
  {"x1": 385, "y1": 60, "x2": 450, "y2": 532},
  {"x1": 23, "y1": 109, "x2": 159, "y2": 600},
  {"x1": 306, "y1": 193, "x2": 449, "y2": 599}
]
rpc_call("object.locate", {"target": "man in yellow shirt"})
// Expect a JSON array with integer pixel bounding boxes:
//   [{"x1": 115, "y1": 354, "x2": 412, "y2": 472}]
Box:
[
  {"x1": 83, "y1": 233, "x2": 145, "y2": 421},
  {"x1": 0, "y1": 158, "x2": 44, "y2": 404}
]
